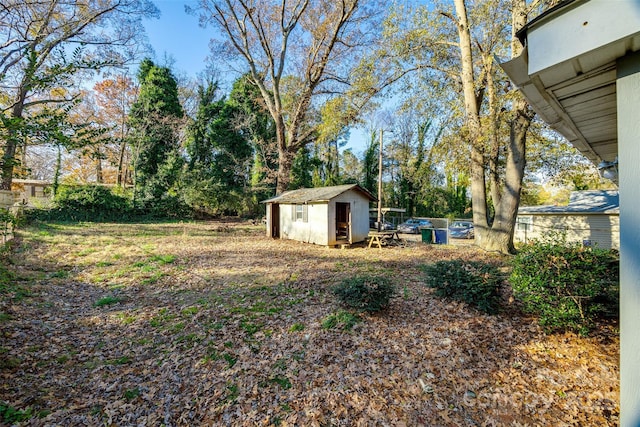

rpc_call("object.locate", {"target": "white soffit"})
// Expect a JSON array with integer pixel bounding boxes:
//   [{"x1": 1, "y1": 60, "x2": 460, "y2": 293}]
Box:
[{"x1": 500, "y1": 0, "x2": 640, "y2": 165}]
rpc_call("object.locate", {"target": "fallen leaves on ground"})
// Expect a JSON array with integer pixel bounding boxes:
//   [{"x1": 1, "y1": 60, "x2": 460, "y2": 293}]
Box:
[{"x1": 0, "y1": 221, "x2": 618, "y2": 426}]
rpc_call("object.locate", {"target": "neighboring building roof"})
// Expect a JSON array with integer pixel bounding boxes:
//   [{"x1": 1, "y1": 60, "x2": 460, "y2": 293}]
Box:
[
  {"x1": 262, "y1": 184, "x2": 376, "y2": 204},
  {"x1": 12, "y1": 179, "x2": 52, "y2": 186},
  {"x1": 519, "y1": 190, "x2": 619, "y2": 214}
]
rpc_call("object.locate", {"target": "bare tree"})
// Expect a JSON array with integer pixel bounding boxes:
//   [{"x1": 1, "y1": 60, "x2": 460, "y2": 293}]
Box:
[
  {"x1": 0, "y1": 0, "x2": 158, "y2": 190},
  {"x1": 193, "y1": 0, "x2": 389, "y2": 194}
]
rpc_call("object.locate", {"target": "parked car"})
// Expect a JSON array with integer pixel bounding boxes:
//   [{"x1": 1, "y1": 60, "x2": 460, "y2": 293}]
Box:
[
  {"x1": 397, "y1": 218, "x2": 433, "y2": 234},
  {"x1": 449, "y1": 221, "x2": 474, "y2": 239},
  {"x1": 369, "y1": 218, "x2": 395, "y2": 230}
]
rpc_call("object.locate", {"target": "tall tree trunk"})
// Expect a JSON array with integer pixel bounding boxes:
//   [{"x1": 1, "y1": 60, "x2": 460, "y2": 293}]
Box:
[
  {"x1": 53, "y1": 144, "x2": 62, "y2": 197},
  {"x1": 275, "y1": 117, "x2": 291, "y2": 194},
  {"x1": 454, "y1": 0, "x2": 534, "y2": 254},
  {"x1": 484, "y1": 0, "x2": 534, "y2": 253},
  {"x1": 1, "y1": 135, "x2": 18, "y2": 191},
  {"x1": 276, "y1": 145, "x2": 294, "y2": 195},
  {"x1": 94, "y1": 148, "x2": 103, "y2": 183},
  {"x1": 454, "y1": 0, "x2": 490, "y2": 247},
  {"x1": 1, "y1": 101, "x2": 25, "y2": 191},
  {"x1": 117, "y1": 140, "x2": 127, "y2": 186}
]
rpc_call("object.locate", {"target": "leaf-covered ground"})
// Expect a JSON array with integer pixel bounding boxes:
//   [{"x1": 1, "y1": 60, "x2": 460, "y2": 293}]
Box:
[{"x1": 0, "y1": 221, "x2": 618, "y2": 426}]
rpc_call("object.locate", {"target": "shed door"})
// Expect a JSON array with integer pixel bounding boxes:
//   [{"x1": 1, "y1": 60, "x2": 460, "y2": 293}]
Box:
[
  {"x1": 270, "y1": 203, "x2": 280, "y2": 238},
  {"x1": 336, "y1": 202, "x2": 351, "y2": 242}
]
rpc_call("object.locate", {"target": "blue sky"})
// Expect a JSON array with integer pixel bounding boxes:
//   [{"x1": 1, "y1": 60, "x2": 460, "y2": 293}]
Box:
[{"x1": 143, "y1": 1, "x2": 213, "y2": 79}]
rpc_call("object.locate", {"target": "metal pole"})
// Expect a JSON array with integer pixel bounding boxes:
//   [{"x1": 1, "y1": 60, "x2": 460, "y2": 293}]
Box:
[{"x1": 377, "y1": 129, "x2": 383, "y2": 231}]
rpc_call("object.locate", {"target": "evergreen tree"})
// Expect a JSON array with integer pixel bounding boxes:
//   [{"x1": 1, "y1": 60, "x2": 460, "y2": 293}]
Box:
[
  {"x1": 290, "y1": 145, "x2": 317, "y2": 190},
  {"x1": 183, "y1": 80, "x2": 253, "y2": 215},
  {"x1": 128, "y1": 59, "x2": 184, "y2": 209},
  {"x1": 227, "y1": 74, "x2": 278, "y2": 200}
]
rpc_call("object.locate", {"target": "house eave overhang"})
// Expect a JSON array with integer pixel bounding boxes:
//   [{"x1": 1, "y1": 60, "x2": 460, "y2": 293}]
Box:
[{"x1": 500, "y1": 0, "x2": 640, "y2": 166}]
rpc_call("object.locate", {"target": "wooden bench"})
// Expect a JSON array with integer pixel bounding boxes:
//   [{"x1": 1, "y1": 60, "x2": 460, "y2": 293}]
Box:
[{"x1": 367, "y1": 231, "x2": 400, "y2": 248}]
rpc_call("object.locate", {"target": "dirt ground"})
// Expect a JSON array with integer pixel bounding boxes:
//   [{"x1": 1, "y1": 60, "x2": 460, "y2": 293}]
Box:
[{"x1": 0, "y1": 220, "x2": 619, "y2": 426}]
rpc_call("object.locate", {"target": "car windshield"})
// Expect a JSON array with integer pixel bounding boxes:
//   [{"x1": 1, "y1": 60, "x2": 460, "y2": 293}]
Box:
[
  {"x1": 406, "y1": 219, "x2": 427, "y2": 224},
  {"x1": 451, "y1": 222, "x2": 471, "y2": 228}
]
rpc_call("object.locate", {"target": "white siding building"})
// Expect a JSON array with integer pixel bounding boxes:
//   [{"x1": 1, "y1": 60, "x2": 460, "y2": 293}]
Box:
[
  {"x1": 263, "y1": 184, "x2": 375, "y2": 246},
  {"x1": 515, "y1": 190, "x2": 619, "y2": 250}
]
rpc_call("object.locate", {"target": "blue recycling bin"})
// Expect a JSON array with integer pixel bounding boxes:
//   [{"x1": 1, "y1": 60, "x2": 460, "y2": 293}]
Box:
[{"x1": 434, "y1": 228, "x2": 448, "y2": 244}]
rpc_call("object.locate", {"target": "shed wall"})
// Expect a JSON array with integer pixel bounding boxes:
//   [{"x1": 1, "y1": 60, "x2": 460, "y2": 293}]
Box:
[{"x1": 279, "y1": 203, "x2": 329, "y2": 245}]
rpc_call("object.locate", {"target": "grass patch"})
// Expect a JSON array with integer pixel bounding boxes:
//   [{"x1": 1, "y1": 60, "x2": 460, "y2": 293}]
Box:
[
  {"x1": 240, "y1": 320, "x2": 262, "y2": 336},
  {"x1": 124, "y1": 387, "x2": 141, "y2": 401},
  {"x1": 49, "y1": 269, "x2": 70, "y2": 279},
  {"x1": 93, "y1": 295, "x2": 122, "y2": 307},
  {"x1": 321, "y1": 310, "x2": 361, "y2": 331},
  {"x1": 181, "y1": 306, "x2": 199, "y2": 317},
  {"x1": 288, "y1": 322, "x2": 305, "y2": 332},
  {"x1": 141, "y1": 272, "x2": 164, "y2": 285},
  {"x1": 223, "y1": 353, "x2": 237, "y2": 368},
  {"x1": 222, "y1": 383, "x2": 239, "y2": 404},
  {"x1": 0, "y1": 356, "x2": 21, "y2": 369},
  {"x1": 0, "y1": 265, "x2": 17, "y2": 294},
  {"x1": 116, "y1": 312, "x2": 137, "y2": 325},
  {"x1": 96, "y1": 261, "x2": 114, "y2": 267},
  {"x1": 151, "y1": 254, "x2": 175, "y2": 264},
  {"x1": 0, "y1": 403, "x2": 35, "y2": 423},
  {"x1": 108, "y1": 356, "x2": 132, "y2": 365},
  {"x1": 76, "y1": 248, "x2": 97, "y2": 257}
]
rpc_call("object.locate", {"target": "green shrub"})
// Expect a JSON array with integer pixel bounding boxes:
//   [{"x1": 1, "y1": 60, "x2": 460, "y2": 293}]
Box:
[
  {"x1": 333, "y1": 275, "x2": 395, "y2": 312},
  {"x1": 510, "y1": 237, "x2": 619, "y2": 335},
  {"x1": 423, "y1": 260, "x2": 502, "y2": 314},
  {"x1": 25, "y1": 185, "x2": 195, "y2": 222},
  {"x1": 25, "y1": 185, "x2": 133, "y2": 222}
]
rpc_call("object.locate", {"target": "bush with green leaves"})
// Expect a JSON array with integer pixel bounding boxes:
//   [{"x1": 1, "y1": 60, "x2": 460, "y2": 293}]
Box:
[
  {"x1": 510, "y1": 236, "x2": 619, "y2": 335},
  {"x1": 333, "y1": 275, "x2": 395, "y2": 312},
  {"x1": 27, "y1": 185, "x2": 133, "y2": 222},
  {"x1": 25, "y1": 184, "x2": 195, "y2": 222},
  {"x1": 423, "y1": 260, "x2": 502, "y2": 314}
]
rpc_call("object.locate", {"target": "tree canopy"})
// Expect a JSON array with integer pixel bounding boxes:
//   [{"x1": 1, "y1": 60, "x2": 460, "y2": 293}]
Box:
[
  {"x1": 0, "y1": 0, "x2": 158, "y2": 190},
  {"x1": 3, "y1": 0, "x2": 614, "y2": 233},
  {"x1": 192, "y1": 0, "x2": 391, "y2": 193}
]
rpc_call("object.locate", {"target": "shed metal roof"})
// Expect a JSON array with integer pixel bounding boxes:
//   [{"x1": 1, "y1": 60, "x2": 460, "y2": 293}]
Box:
[
  {"x1": 519, "y1": 190, "x2": 619, "y2": 214},
  {"x1": 262, "y1": 184, "x2": 376, "y2": 204}
]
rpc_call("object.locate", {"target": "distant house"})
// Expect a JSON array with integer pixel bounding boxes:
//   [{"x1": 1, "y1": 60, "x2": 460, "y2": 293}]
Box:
[
  {"x1": 262, "y1": 184, "x2": 376, "y2": 246},
  {"x1": 515, "y1": 190, "x2": 619, "y2": 249},
  {"x1": 0, "y1": 179, "x2": 52, "y2": 209},
  {"x1": 11, "y1": 179, "x2": 52, "y2": 206}
]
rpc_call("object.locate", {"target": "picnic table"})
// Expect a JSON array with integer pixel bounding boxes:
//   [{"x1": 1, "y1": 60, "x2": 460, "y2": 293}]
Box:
[{"x1": 367, "y1": 230, "x2": 401, "y2": 249}]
